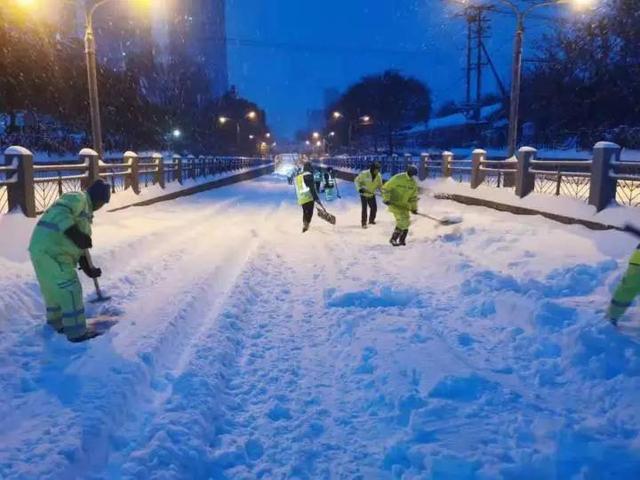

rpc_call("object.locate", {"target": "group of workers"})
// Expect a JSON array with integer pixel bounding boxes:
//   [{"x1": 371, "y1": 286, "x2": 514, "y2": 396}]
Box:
[
  {"x1": 293, "y1": 159, "x2": 419, "y2": 247},
  {"x1": 25, "y1": 158, "x2": 640, "y2": 342}
]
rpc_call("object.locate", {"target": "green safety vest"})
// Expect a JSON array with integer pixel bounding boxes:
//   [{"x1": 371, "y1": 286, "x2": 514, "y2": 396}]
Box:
[{"x1": 295, "y1": 172, "x2": 314, "y2": 205}]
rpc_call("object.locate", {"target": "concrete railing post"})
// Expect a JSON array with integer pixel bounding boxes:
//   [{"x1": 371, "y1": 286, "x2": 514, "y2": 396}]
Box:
[
  {"x1": 4, "y1": 146, "x2": 36, "y2": 217},
  {"x1": 124, "y1": 151, "x2": 140, "y2": 194},
  {"x1": 515, "y1": 146, "x2": 536, "y2": 198},
  {"x1": 80, "y1": 148, "x2": 100, "y2": 188},
  {"x1": 173, "y1": 154, "x2": 182, "y2": 184},
  {"x1": 442, "y1": 151, "x2": 453, "y2": 178},
  {"x1": 187, "y1": 155, "x2": 196, "y2": 179},
  {"x1": 153, "y1": 153, "x2": 165, "y2": 188},
  {"x1": 419, "y1": 153, "x2": 429, "y2": 181},
  {"x1": 470, "y1": 149, "x2": 487, "y2": 189},
  {"x1": 589, "y1": 141, "x2": 620, "y2": 211}
]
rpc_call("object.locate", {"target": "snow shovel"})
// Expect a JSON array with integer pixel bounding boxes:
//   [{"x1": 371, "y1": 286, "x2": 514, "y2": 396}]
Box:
[
  {"x1": 85, "y1": 250, "x2": 111, "y2": 303},
  {"x1": 414, "y1": 211, "x2": 462, "y2": 226},
  {"x1": 316, "y1": 204, "x2": 336, "y2": 225},
  {"x1": 377, "y1": 194, "x2": 462, "y2": 226},
  {"x1": 622, "y1": 223, "x2": 640, "y2": 239}
]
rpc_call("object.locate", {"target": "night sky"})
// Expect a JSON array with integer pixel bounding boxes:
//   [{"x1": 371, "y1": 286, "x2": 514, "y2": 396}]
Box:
[{"x1": 226, "y1": 0, "x2": 558, "y2": 139}]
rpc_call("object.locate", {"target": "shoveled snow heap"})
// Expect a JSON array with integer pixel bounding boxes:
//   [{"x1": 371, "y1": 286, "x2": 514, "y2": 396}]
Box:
[{"x1": 1, "y1": 168, "x2": 640, "y2": 479}]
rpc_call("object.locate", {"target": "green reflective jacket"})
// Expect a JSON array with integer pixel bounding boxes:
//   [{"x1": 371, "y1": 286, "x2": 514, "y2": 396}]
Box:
[
  {"x1": 382, "y1": 173, "x2": 418, "y2": 212},
  {"x1": 354, "y1": 169, "x2": 383, "y2": 198},
  {"x1": 28, "y1": 192, "x2": 94, "y2": 264}
]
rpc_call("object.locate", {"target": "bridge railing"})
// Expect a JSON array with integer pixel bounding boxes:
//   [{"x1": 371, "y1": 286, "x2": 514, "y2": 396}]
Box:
[
  {"x1": 2, "y1": 146, "x2": 272, "y2": 216},
  {"x1": 321, "y1": 141, "x2": 637, "y2": 211}
]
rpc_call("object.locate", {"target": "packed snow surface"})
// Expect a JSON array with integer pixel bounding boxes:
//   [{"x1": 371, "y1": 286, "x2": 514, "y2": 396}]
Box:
[{"x1": 1, "y1": 167, "x2": 640, "y2": 479}]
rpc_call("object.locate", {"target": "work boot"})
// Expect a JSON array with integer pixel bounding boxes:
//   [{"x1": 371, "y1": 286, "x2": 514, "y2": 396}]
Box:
[
  {"x1": 399, "y1": 229, "x2": 409, "y2": 246},
  {"x1": 389, "y1": 229, "x2": 402, "y2": 247},
  {"x1": 66, "y1": 326, "x2": 101, "y2": 343},
  {"x1": 362, "y1": 223, "x2": 368, "y2": 229},
  {"x1": 302, "y1": 222, "x2": 310, "y2": 233},
  {"x1": 369, "y1": 220, "x2": 376, "y2": 225}
]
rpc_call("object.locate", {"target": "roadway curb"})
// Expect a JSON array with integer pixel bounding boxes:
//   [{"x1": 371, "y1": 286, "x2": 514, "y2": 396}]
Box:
[{"x1": 108, "y1": 164, "x2": 275, "y2": 212}]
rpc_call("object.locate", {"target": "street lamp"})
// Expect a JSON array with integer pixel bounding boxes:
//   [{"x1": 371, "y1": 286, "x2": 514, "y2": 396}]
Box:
[
  {"x1": 15, "y1": 0, "x2": 152, "y2": 156},
  {"x1": 218, "y1": 111, "x2": 258, "y2": 148},
  {"x1": 172, "y1": 129, "x2": 181, "y2": 139},
  {"x1": 456, "y1": 0, "x2": 594, "y2": 156}
]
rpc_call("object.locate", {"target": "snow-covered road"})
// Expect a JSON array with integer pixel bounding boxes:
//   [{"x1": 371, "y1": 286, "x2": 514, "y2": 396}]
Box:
[{"x1": 1, "y1": 169, "x2": 640, "y2": 479}]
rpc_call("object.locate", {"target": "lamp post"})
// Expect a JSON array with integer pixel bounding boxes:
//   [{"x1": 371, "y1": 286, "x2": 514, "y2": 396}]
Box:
[
  {"x1": 14, "y1": 0, "x2": 151, "y2": 157},
  {"x1": 457, "y1": 0, "x2": 593, "y2": 157},
  {"x1": 219, "y1": 110, "x2": 258, "y2": 149}
]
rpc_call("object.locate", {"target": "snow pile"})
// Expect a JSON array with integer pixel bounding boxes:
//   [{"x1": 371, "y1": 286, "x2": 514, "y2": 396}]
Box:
[
  {"x1": 1, "y1": 168, "x2": 640, "y2": 478},
  {"x1": 427, "y1": 177, "x2": 640, "y2": 228}
]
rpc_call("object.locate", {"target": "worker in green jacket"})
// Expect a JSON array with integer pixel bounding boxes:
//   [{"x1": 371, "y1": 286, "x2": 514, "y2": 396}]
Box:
[
  {"x1": 28, "y1": 179, "x2": 111, "y2": 342},
  {"x1": 294, "y1": 162, "x2": 322, "y2": 232},
  {"x1": 607, "y1": 245, "x2": 640, "y2": 325},
  {"x1": 354, "y1": 161, "x2": 383, "y2": 229},
  {"x1": 382, "y1": 165, "x2": 419, "y2": 246}
]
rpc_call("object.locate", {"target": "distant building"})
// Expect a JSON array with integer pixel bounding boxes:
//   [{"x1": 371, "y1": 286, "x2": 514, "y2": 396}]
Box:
[{"x1": 56, "y1": 0, "x2": 228, "y2": 98}]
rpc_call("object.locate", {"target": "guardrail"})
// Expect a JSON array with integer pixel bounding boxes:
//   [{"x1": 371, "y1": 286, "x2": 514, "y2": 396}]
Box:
[
  {"x1": 320, "y1": 142, "x2": 638, "y2": 211},
  {"x1": 2, "y1": 146, "x2": 272, "y2": 217}
]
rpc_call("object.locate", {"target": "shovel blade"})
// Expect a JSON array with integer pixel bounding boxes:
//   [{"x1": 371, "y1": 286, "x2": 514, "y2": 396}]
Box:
[{"x1": 90, "y1": 295, "x2": 112, "y2": 304}]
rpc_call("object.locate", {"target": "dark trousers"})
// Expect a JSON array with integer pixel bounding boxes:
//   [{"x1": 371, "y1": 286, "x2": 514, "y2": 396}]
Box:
[
  {"x1": 302, "y1": 201, "x2": 315, "y2": 224},
  {"x1": 360, "y1": 195, "x2": 377, "y2": 225}
]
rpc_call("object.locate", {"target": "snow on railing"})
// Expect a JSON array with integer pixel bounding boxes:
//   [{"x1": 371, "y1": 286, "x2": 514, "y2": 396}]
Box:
[
  {"x1": 321, "y1": 142, "x2": 639, "y2": 211},
  {"x1": 1, "y1": 146, "x2": 273, "y2": 217}
]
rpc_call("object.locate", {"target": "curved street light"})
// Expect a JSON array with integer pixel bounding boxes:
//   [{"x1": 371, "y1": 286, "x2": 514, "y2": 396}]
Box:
[{"x1": 14, "y1": 0, "x2": 152, "y2": 156}]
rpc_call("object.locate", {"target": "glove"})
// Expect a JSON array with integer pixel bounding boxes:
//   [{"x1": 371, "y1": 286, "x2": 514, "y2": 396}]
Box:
[
  {"x1": 78, "y1": 255, "x2": 102, "y2": 279},
  {"x1": 64, "y1": 225, "x2": 92, "y2": 249},
  {"x1": 358, "y1": 188, "x2": 366, "y2": 194}
]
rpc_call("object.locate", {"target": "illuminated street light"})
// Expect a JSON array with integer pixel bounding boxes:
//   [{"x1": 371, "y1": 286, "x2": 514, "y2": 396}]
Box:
[
  {"x1": 218, "y1": 111, "x2": 259, "y2": 147},
  {"x1": 360, "y1": 115, "x2": 371, "y2": 124},
  {"x1": 172, "y1": 129, "x2": 181, "y2": 138},
  {"x1": 329, "y1": 131, "x2": 336, "y2": 137},
  {"x1": 305, "y1": 140, "x2": 311, "y2": 146},
  {"x1": 316, "y1": 141, "x2": 322, "y2": 147},
  {"x1": 14, "y1": 0, "x2": 153, "y2": 156},
  {"x1": 454, "y1": 0, "x2": 596, "y2": 156},
  {"x1": 249, "y1": 134, "x2": 255, "y2": 140},
  {"x1": 265, "y1": 133, "x2": 271, "y2": 139},
  {"x1": 332, "y1": 111, "x2": 343, "y2": 119},
  {"x1": 312, "y1": 132, "x2": 320, "y2": 139}
]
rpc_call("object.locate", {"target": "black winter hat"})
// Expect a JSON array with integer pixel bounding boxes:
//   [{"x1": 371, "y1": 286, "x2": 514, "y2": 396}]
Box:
[
  {"x1": 303, "y1": 162, "x2": 313, "y2": 172},
  {"x1": 406, "y1": 165, "x2": 418, "y2": 177},
  {"x1": 87, "y1": 179, "x2": 111, "y2": 206},
  {"x1": 370, "y1": 161, "x2": 381, "y2": 172}
]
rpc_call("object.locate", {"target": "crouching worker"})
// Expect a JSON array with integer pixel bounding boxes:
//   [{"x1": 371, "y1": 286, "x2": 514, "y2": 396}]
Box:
[
  {"x1": 382, "y1": 165, "x2": 419, "y2": 246},
  {"x1": 295, "y1": 162, "x2": 322, "y2": 233},
  {"x1": 607, "y1": 244, "x2": 640, "y2": 325},
  {"x1": 28, "y1": 179, "x2": 111, "y2": 342}
]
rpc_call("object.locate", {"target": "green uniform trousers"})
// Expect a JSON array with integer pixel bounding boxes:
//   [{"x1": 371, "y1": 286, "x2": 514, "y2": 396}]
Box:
[{"x1": 30, "y1": 250, "x2": 86, "y2": 339}]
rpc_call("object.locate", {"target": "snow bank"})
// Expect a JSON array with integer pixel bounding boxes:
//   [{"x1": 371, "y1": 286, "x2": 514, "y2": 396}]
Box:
[{"x1": 426, "y1": 177, "x2": 640, "y2": 228}]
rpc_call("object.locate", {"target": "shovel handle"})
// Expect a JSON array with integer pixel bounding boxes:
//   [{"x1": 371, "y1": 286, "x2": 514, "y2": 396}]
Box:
[{"x1": 85, "y1": 250, "x2": 105, "y2": 300}]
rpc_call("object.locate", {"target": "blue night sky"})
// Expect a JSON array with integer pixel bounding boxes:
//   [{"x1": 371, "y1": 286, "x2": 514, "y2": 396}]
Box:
[{"x1": 226, "y1": 0, "x2": 557, "y2": 139}]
